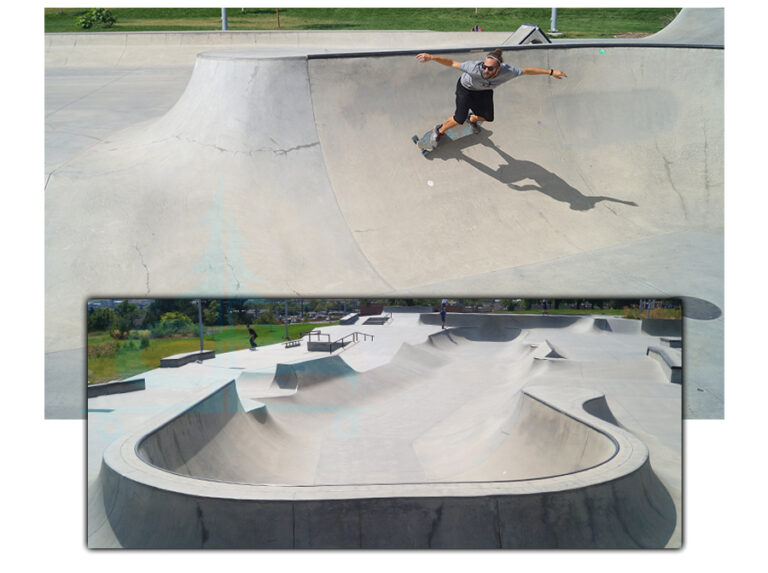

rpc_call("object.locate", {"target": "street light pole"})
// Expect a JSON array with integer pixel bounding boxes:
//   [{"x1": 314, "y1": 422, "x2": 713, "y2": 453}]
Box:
[
  {"x1": 196, "y1": 300, "x2": 204, "y2": 353},
  {"x1": 550, "y1": 8, "x2": 559, "y2": 33},
  {"x1": 221, "y1": 8, "x2": 228, "y2": 31}
]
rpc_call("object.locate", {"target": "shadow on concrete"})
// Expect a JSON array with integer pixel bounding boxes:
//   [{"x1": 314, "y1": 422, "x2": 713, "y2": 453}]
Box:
[
  {"x1": 681, "y1": 296, "x2": 722, "y2": 320},
  {"x1": 428, "y1": 130, "x2": 639, "y2": 212}
]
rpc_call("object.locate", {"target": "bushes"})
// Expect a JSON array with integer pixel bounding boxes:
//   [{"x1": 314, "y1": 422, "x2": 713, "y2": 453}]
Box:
[
  {"x1": 88, "y1": 340, "x2": 122, "y2": 358},
  {"x1": 623, "y1": 306, "x2": 682, "y2": 320},
  {"x1": 76, "y1": 8, "x2": 116, "y2": 29},
  {"x1": 149, "y1": 312, "x2": 198, "y2": 338},
  {"x1": 88, "y1": 331, "x2": 151, "y2": 359}
]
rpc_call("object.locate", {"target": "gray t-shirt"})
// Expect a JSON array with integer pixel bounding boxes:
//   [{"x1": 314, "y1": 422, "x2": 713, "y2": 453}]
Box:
[{"x1": 459, "y1": 60, "x2": 523, "y2": 91}]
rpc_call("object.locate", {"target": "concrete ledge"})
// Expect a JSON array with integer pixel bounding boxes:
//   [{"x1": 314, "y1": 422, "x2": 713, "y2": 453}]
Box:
[
  {"x1": 87, "y1": 378, "x2": 145, "y2": 398},
  {"x1": 160, "y1": 350, "x2": 215, "y2": 368},
  {"x1": 647, "y1": 346, "x2": 682, "y2": 384},
  {"x1": 307, "y1": 340, "x2": 345, "y2": 353},
  {"x1": 339, "y1": 313, "x2": 359, "y2": 325},
  {"x1": 641, "y1": 318, "x2": 682, "y2": 337},
  {"x1": 661, "y1": 337, "x2": 682, "y2": 349}
]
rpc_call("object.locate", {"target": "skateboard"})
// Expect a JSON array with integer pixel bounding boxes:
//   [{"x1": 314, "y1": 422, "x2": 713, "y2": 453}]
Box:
[{"x1": 412, "y1": 120, "x2": 481, "y2": 156}]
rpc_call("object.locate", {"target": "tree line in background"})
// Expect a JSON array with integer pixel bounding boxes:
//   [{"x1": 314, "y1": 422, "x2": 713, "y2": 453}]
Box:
[{"x1": 88, "y1": 298, "x2": 682, "y2": 340}]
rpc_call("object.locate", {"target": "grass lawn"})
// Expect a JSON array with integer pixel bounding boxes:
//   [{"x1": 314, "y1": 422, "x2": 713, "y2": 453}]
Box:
[
  {"x1": 87, "y1": 322, "x2": 336, "y2": 384},
  {"x1": 501, "y1": 308, "x2": 681, "y2": 318},
  {"x1": 45, "y1": 7, "x2": 680, "y2": 38},
  {"x1": 502, "y1": 308, "x2": 626, "y2": 315}
]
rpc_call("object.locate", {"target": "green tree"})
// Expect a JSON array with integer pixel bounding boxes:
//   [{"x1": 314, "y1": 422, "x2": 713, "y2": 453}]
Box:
[
  {"x1": 203, "y1": 300, "x2": 219, "y2": 326},
  {"x1": 109, "y1": 301, "x2": 139, "y2": 340},
  {"x1": 257, "y1": 310, "x2": 277, "y2": 324},
  {"x1": 88, "y1": 307, "x2": 115, "y2": 332}
]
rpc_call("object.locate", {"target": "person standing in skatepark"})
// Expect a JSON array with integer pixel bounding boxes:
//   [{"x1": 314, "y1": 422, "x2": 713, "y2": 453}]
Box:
[
  {"x1": 416, "y1": 48, "x2": 567, "y2": 143},
  {"x1": 247, "y1": 324, "x2": 258, "y2": 350}
]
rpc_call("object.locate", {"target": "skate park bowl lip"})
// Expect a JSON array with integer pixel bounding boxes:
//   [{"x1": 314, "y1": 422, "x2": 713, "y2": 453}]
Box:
[
  {"x1": 103, "y1": 328, "x2": 648, "y2": 500},
  {"x1": 102, "y1": 379, "x2": 646, "y2": 501},
  {"x1": 190, "y1": 36, "x2": 723, "y2": 66}
]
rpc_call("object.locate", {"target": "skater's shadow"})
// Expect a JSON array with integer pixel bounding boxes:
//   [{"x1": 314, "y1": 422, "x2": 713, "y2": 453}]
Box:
[{"x1": 427, "y1": 131, "x2": 638, "y2": 211}]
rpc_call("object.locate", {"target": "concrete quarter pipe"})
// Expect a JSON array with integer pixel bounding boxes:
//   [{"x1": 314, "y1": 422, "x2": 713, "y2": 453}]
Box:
[{"x1": 47, "y1": 9, "x2": 722, "y2": 418}]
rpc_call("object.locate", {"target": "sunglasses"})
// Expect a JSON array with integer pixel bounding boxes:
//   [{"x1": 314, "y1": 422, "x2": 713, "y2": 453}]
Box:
[{"x1": 482, "y1": 64, "x2": 499, "y2": 71}]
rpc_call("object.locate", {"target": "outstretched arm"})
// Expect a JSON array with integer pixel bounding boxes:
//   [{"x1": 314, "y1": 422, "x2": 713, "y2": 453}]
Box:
[
  {"x1": 416, "y1": 53, "x2": 462, "y2": 70},
  {"x1": 523, "y1": 67, "x2": 567, "y2": 79}
]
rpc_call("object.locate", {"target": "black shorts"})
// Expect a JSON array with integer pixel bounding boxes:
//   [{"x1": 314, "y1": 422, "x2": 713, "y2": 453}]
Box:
[{"x1": 453, "y1": 79, "x2": 494, "y2": 124}]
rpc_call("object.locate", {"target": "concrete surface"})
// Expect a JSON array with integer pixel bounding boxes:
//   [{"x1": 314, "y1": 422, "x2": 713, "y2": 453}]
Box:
[
  {"x1": 47, "y1": 9, "x2": 723, "y2": 418},
  {"x1": 88, "y1": 310, "x2": 681, "y2": 548}
]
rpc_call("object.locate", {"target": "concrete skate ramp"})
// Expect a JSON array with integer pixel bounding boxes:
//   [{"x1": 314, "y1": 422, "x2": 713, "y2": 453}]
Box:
[
  {"x1": 310, "y1": 45, "x2": 722, "y2": 287},
  {"x1": 644, "y1": 8, "x2": 724, "y2": 45},
  {"x1": 47, "y1": 11, "x2": 723, "y2": 418},
  {"x1": 90, "y1": 312, "x2": 680, "y2": 547},
  {"x1": 94, "y1": 372, "x2": 675, "y2": 547},
  {"x1": 137, "y1": 368, "x2": 616, "y2": 486},
  {"x1": 45, "y1": 42, "x2": 722, "y2": 298}
]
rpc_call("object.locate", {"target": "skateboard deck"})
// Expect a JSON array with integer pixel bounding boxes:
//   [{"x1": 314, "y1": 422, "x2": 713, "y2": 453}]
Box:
[{"x1": 412, "y1": 121, "x2": 481, "y2": 156}]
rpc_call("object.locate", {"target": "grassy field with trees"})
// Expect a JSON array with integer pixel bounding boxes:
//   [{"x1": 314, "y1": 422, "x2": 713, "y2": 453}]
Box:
[
  {"x1": 87, "y1": 297, "x2": 681, "y2": 385},
  {"x1": 45, "y1": 7, "x2": 680, "y2": 38},
  {"x1": 86, "y1": 299, "x2": 342, "y2": 384}
]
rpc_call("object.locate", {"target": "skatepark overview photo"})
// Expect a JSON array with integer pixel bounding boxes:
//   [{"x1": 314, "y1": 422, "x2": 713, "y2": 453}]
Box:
[
  {"x1": 45, "y1": 8, "x2": 723, "y2": 422},
  {"x1": 28, "y1": 3, "x2": 764, "y2": 562},
  {"x1": 87, "y1": 302, "x2": 682, "y2": 548}
]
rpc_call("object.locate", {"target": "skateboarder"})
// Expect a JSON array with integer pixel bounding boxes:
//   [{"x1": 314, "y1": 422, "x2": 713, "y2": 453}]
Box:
[
  {"x1": 440, "y1": 299, "x2": 448, "y2": 329},
  {"x1": 416, "y1": 49, "x2": 567, "y2": 143},
  {"x1": 247, "y1": 324, "x2": 258, "y2": 350}
]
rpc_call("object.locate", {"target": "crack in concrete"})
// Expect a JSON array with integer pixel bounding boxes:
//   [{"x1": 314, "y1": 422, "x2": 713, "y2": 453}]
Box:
[
  {"x1": 657, "y1": 142, "x2": 688, "y2": 220},
  {"x1": 223, "y1": 255, "x2": 241, "y2": 291},
  {"x1": 196, "y1": 504, "x2": 210, "y2": 547},
  {"x1": 135, "y1": 244, "x2": 150, "y2": 295},
  {"x1": 173, "y1": 135, "x2": 319, "y2": 157},
  {"x1": 270, "y1": 142, "x2": 320, "y2": 156}
]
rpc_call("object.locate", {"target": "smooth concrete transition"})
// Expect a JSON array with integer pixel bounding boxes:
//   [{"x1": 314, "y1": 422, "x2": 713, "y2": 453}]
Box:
[
  {"x1": 47, "y1": 9, "x2": 723, "y2": 418},
  {"x1": 88, "y1": 311, "x2": 681, "y2": 549}
]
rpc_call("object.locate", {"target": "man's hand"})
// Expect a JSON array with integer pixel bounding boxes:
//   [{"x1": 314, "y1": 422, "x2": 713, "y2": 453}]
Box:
[
  {"x1": 417, "y1": 53, "x2": 461, "y2": 69},
  {"x1": 523, "y1": 67, "x2": 568, "y2": 79}
]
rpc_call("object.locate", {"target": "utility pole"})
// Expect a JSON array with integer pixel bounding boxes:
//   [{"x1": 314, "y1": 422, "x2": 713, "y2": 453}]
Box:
[
  {"x1": 196, "y1": 300, "x2": 204, "y2": 353},
  {"x1": 550, "y1": 8, "x2": 559, "y2": 33},
  {"x1": 221, "y1": 8, "x2": 228, "y2": 31}
]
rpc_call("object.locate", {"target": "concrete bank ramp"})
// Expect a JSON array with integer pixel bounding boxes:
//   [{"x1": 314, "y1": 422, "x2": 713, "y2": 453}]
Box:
[
  {"x1": 90, "y1": 325, "x2": 676, "y2": 547},
  {"x1": 45, "y1": 41, "x2": 723, "y2": 300},
  {"x1": 47, "y1": 12, "x2": 723, "y2": 418},
  {"x1": 643, "y1": 7, "x2": 724, "y2": 45}
]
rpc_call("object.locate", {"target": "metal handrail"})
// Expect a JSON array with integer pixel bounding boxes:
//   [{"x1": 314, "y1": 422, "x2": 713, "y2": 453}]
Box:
[
  {"x1": 327, "y1": 331, "x2": 375, "y2": 353},
  {"x1": 336, "y1": 331, "x2": 374, "y2": 345},
  {"x1": 305, "y1": 331, "x2": 330, "y2": 342},
  {"x1": 305, "y1": 330, "x2": 374, "y2": 353}
]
